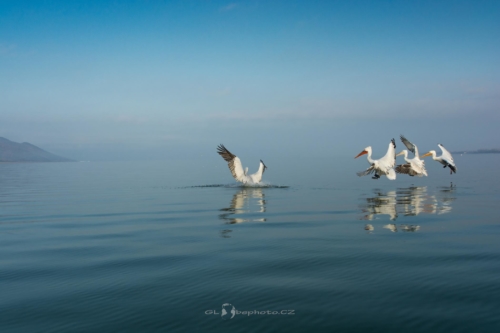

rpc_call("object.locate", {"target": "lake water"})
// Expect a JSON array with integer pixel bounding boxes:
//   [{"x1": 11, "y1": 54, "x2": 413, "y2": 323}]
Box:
[{"x1": 1, "y1": 154, "x2": 500, "y2": 332}]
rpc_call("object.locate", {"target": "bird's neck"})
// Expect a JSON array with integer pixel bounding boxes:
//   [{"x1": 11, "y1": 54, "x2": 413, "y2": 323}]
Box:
[{"x1": 366, "y1": 149, "x2": 374, "y2": 164}]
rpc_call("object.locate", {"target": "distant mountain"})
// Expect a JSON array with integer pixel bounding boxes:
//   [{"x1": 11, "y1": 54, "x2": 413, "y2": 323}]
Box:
[
  {"x1": 451, "y1": 149, "x2": 500, "y2": 155},
  {"x1": 0, "y1": 137, "x2": 73, "y2": 162}
]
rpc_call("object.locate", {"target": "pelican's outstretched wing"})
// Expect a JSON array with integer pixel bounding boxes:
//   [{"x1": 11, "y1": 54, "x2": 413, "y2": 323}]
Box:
[
  {"x1": 217, "y1": 144, "x2": 246, "y2": 182},
  {"x1": 379, "y1": 138, "x2": 396, "y2": 170},
  {"x1": 395, "y1": 163, "x2": 419, "y2": 176},
  {"x1": 400, "y1": 135, "x2": 416, "y2": 155},
  {"x1": 357, "y1": 165, "x2": 375, "y2": 177},
  {"x1": 438, "y1": 144, "x2": 455, "y2": 164},
  {"x1": 260, "y1": 160, "x2": 267, "y2": 176}
]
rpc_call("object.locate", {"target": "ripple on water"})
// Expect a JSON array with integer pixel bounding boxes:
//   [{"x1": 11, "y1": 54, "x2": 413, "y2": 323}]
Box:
[{"x1": 1, "y1": 160, "x2": 500, "y2": 333}]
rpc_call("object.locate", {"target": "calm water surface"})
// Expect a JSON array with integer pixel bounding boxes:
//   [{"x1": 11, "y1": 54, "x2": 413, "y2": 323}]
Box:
[{"x1": 1, "y1": 155, "x2": 500, "y2": 332}]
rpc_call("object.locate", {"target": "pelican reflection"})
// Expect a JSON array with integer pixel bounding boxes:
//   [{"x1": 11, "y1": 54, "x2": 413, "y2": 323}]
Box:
[
  {"x1": 361, "y1": 190, "x2": 398, "y2": 221},
  {"x1": 220, "y1": 229, "x2": 233, "y2": 238},
  {"x1": 360, "y1": 186, "x2": 456, "y2": 223},
  {"x1": 219, "y1": 188, "x2": 267, "y2": 224},
  {"x1": 383, "y1": 224, "x2": 398, "y2": 232},
  {"x1": 397, "y1": 186, "x2": 435, "y2": 216},
  {"x1": 400, "y1": 224, "x2": 420, "y2": 232}
]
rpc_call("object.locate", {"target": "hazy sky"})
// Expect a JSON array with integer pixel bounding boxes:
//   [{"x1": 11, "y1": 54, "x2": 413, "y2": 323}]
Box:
[{"x1": 1, "y1": 0, "x2": 498, "y2": 160}]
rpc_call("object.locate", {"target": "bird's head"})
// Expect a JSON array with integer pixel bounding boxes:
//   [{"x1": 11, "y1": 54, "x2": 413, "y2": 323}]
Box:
[
  {"x1": 355, "y1": 147, "x2": 371, "y2": 159},
  {"x1": 396, "y1": 150, "x2": 407, "y2": 157}
]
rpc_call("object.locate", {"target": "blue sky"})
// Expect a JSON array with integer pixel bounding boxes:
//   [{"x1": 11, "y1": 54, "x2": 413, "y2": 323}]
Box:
[{"x1": 0, "y1": 0, "x2": 498, "y2": 160}]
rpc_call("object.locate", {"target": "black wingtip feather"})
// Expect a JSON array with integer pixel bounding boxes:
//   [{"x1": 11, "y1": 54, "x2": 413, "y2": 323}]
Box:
[
  {"x1": 217, "y1": 144, "x2": 236, "y2": 162},
  {"x1": 216, "y1": 144, "x2": 226, "y2": 153},
  {"x1": 357, "y1": 165, "x2": 376, "y2": 177}
]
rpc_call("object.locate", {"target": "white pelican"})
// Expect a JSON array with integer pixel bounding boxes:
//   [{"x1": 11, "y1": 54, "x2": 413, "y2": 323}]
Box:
[
  {"x1": 355, "y1": 139, "x2": 397, "y2": 180},
  {"x1": 217, "y1": 144, "x2": 267, "y2": 184},
  {"x1": 421, "y1": 144, "x2": 457, "y2": 174},
  {"x1": 395, "y1": 135, "x2": 428, "y2": 177}
]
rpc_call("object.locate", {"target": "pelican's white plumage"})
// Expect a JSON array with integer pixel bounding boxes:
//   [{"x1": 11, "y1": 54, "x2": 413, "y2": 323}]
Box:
[
  {"x1": 355, "y1": 139, "x2": 397, "y2": 180},
  {"x1": 217, "y1": 144, "x2": 267, "y2": 184},
  {"x1": 421, "y1": 143, "x2": 457, "y2": 174},
  {"x1": 395, "y1": 135, "x2": 428, "y2": 177}
]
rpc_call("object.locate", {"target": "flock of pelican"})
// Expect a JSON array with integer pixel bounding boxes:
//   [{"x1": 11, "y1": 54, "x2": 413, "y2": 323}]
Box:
[
  {"x1": 217, "y1": 137, "x2": 457, "y2": 184},
  {"x1": 354, "y1": 135, "x2": 456, "y2": 180}
]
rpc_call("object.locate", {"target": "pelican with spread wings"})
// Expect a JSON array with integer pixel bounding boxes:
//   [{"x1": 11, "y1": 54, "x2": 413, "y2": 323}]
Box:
[
  {"x1": 217, "y1": 144, "x2": 267, "y2": 184},
  {"x1": 395, "y1": 135, "x2": 428, "y2": 177},
  {"x1": 355, "y1": 139, "x2": 397, "y2": 180},
  {"x1": 421, "y1": 144, "x2": 457, "y2": 174}
]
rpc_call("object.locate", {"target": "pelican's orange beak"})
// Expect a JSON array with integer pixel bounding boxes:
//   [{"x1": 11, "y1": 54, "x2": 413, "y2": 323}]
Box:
[
  {"x1": 355, "y1": 150, "x2": 368, "y2": 159},
  {"x1": 421, "y1": 152, "x2": 432, "y2": 158}
]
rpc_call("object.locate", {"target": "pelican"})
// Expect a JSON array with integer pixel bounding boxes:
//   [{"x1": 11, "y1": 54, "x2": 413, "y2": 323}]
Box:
[
  {"x1": 355, "y1": 139, "x2": 397, "y2": 180},
  {"x1": 421, "y1": 144, "x2": 457, "y2": 174},
  {"x1": 217, "y1": 144, "x2": 267, "y2": 184},
  {"x1": 395, "y1": 135, "x2": 428, "y2": 177}
]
